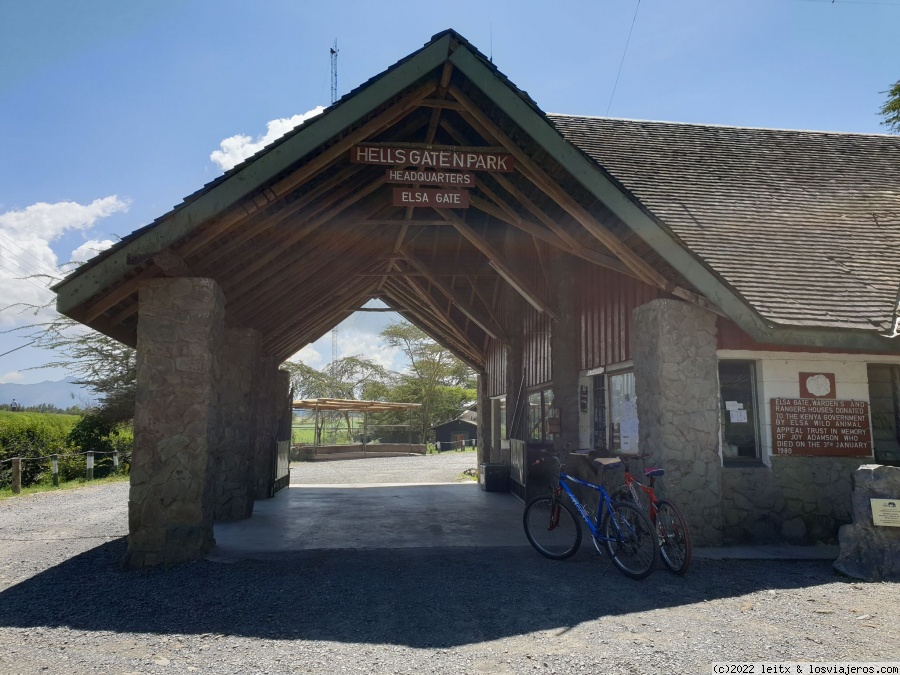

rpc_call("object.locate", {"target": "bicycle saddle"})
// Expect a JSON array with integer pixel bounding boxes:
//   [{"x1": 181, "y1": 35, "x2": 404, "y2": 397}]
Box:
[{"x1": 645, "y1": 468, "x2": 665, "y2": 478}]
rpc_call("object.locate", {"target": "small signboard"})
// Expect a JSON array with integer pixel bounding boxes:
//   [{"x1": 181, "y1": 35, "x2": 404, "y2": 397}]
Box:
[
  {"x1": 385, "y1": 168, "x2": 474, "y2": 187},
  {"x1": 392, "y1": 187, "x2": 469, "y2": 208},
  {"x1": 770, "y1": 398, "x2": 873, "y2": 457},
  {"x1": 871, "y1": 498, "x2": 900, "y2": 527},
  {"x1": 352, "y1": 144, "x2": 515, "y2": 172}
]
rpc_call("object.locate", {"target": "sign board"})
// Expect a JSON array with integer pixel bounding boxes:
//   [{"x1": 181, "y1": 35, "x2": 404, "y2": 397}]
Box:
[
  {"x1": 770, "y1": 398, "x2": 873, "y2": 457},
  {"x1": 352, "y1": 145, "x2": 515, "y2": 172},
  {"x1": 871, "y1": 499, "x2": 900, "y2": 527},
  {"x1": 392, "y1": 187, "x2": 469, "y2": 208},
  {"x1": 385, "y1": 168, "x2": 474, "y2": 187}
]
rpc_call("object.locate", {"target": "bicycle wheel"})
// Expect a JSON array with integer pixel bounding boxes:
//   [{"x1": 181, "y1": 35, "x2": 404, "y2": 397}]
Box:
[
  {"x1": 655, "y1": 499, "x2": 692, "y2": 575},
  {"x1": 603, "y1": 501, "x2": 658, "y2": 580},
  {"x1": 523, "y1": 495, "x2": 582, "y2": 560}
]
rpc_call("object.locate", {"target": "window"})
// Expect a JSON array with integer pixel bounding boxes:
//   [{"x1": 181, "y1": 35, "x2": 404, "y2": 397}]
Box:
[
  {"x1": 719, "y1": 361, "x2": 760, "y2": 462},
  {"x1": 491, "y1": 396, "x2": 507, "y2": 448},
  {"x1": 526, "y1": 387, "x2": 554, "y2": 443},
  {"x1": 608, "y1": 371, "x2": 637, "y2": 453},
  {"x1": 592, "y1": 374, "x2": 607, "y2": 451},
  {"x1": 866, "y1": 364, "x2": 900, "y2": 465}
]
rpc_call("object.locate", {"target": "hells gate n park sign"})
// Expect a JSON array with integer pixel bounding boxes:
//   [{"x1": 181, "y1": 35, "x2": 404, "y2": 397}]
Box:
[{"x1": 352, "y1": 143, "x2": 514, "y2": 208}]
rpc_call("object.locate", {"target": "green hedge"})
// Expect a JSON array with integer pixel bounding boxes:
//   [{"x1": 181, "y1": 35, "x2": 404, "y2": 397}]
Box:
[{"x1": 0, "y1": 411, "x2": 132, "y2": 488}]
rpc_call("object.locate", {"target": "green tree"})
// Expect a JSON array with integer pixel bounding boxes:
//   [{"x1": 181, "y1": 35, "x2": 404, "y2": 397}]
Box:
[
  {"x1": 4, "y1": 311, "x2": 136, "y2": 424},
  {"x1": 379, "y1": 321, "x2": 476, "y2": 442},
  {"x1": 880, "y1": 79, "x2": 900, "y2": 133},
  {"x1": 283, "y1": 355, "x2": 393, "y2": 441}
]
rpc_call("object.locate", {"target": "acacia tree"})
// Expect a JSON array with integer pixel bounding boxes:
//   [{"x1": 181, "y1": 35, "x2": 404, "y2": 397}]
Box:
[
  {"x1": 378, "y1": 321, "x2": 476, "y2": 442},
  {"x1": 282, "y1": 355, "x2": 393, "y2": 440},
  {"x1": 3, "y1": 304, "x2": 136, "y2": 424},
  {"x1": 880, "y1": 80, "x2": 900, "y2": 133}
]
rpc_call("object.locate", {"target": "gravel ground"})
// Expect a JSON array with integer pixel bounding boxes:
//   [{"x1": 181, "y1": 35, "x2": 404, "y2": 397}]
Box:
[
  {"x1": 1, "y1": 455, "x2": 899, "y2": 675},
  {"x1": 290, "y1": 451, "x2": 478, "y2": 485}
]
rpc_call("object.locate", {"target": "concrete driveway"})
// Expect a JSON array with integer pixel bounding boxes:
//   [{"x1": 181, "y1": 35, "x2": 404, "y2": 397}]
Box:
[{"x1": 209, "y1": 483, "x2": 525, "y2": 561}]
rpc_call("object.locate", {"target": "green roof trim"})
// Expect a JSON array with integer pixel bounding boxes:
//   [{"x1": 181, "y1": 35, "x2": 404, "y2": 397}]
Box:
[
  {"x1": 448, "y1": 46, "x2": 900, "y2": 353},
  {"x1": 54, "y1": 33, "x2": 453, "y2": 316}
]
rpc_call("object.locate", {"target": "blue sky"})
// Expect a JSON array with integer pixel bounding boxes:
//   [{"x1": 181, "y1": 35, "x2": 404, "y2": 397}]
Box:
[{"x1": 0, "y1": 0, "x2": 897, "y2": 384}]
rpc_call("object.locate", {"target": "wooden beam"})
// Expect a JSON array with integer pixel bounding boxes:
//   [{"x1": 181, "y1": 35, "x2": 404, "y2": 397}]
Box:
[
  {"x1": 449, "y1": 84, "x2": 671, "y2": 291},
  {"x1": 380, "y1": 297, "x2": 484, "y2": 371},
  {"x1": 435, "y1": 208, "x2": 559, "y2": 321},
  {"x1": 440, "y1": 116, "x2": 635, "y2": 277},
  {"x1": 400, "y1": 249, "x2": 505, "y2": 340}
]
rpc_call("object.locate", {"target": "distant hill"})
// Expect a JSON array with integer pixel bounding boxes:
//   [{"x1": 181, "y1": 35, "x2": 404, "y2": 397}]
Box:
[{"x1": 0, "y1": 378, "x2": 95, "y2": 410}]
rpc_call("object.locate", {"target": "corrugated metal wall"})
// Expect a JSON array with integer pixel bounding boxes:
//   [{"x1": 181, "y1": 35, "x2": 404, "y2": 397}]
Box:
[
  {"x1": 523, "y1": 306, "x2": 552, "y2": 387},
  {"x1": 578, "y1": 262, "x2": 661, "y2": 370},
  {"x1": 486, "y1": 337, "x2": 506, "y2": 397}
]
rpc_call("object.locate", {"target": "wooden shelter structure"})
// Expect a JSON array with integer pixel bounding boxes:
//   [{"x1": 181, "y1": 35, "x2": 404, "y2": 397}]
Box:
[
  {"x1": 292, "y1": 398, "x2": 422, "y2": 459},
  {"x1": 52, "y1": 30, "x2": 900, "y2": 566}
]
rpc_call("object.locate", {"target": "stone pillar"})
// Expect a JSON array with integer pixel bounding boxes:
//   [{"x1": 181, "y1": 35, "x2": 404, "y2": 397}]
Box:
[
  {"x1": 129, "y1": 277, "x2": 225, "y2": 568},
  {"x1": 550, "y1": 251, "x2": 580, "y2": 450},
  {"x1": 213, "y1": 327, "x2": 262, "y2": 521},
  {"x1": 251, "y1": 356, "x2": 279, "y2": 500},
  {"x1": 505, "y1": 331, "x2": 525, "y2": 441},
  {"x1": 476, "y1": 372, "x2": 494, "y2": 465},
  {"x1": 834, "y1": 464, "x2": 900, "y2": 581},
  {"x1": 632, "y1": 298, "x2": 723, "y2": 546}
]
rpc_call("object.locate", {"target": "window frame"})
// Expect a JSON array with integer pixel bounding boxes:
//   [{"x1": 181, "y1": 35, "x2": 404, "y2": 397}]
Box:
[{"x1": 718, "y1": 359, "x2": 762, "y2": 465}]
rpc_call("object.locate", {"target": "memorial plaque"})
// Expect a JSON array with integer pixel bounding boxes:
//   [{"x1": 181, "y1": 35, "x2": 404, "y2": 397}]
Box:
[{"x1": 770, "y1": 398, "x2": 872, "y2": 457}]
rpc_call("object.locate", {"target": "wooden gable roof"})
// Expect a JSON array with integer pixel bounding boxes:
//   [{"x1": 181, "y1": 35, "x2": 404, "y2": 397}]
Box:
[{"x1": 52, "y1": 29, "x2": 900, "y2": 365}]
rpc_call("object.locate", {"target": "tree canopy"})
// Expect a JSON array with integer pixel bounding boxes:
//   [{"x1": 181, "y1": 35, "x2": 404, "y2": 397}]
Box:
[
  {"x1": 880, "y1": 79, "x2": 900, "y2": 133},
  {"x1": 284, "y1": 320, "x2": 476, "y2": 443}
]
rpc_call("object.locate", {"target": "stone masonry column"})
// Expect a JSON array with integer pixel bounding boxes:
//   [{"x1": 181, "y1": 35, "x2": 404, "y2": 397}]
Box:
[
  {"x1": 251, "y1": 356, "x2": 279, "y2": 500},
  {"x1": 129, "y1": 277, "x2": 225, "y2": 568},
  {"x1": 476, "y1": 372, "x2": 493, "y2": 465},
  {"x1": 213, "y1": 327, "x2": 262, "y2": 521},
  {"x1": 550, "y1": 251, "x2": 579, "y2": 450},
  {"x1": 632, "y1": 298, "x2": 723, "y2": 546}
]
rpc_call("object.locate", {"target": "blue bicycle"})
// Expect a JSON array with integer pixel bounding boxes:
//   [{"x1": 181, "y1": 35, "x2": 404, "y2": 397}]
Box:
[{"x1": 523, "y1": 451, "x2": 659, "y2": 579}]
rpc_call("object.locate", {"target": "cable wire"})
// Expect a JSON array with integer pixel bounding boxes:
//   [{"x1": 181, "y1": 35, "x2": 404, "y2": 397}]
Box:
[{"x1": 606, "y1": 0, "x2": 641, "y2": 116}]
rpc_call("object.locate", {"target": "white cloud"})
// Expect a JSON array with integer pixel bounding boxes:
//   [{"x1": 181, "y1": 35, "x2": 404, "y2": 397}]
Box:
[
  {"x1": 210, "y1": 106, "x2": 326, "y2": 171},
  {"x1": 0, "y1": 371, "x2": 24, "y2": 384},
  {"x1": 68, "y1": 239, "x2": 116, "y2": 266},
  {"x1": 0, "y1": 197, "x2": 128, "y2": 326},
  {"x1": 0, "y1": 196, "x2": 128, "y2": 241},
  {"x1": 338, "y1": 332, "x2": 401, "y2": 371},
  {"x1": 293, "y1": 344, "x2": 323, "y2": 368}
]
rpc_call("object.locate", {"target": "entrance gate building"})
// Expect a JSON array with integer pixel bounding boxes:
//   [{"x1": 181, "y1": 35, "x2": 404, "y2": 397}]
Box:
[{"x1": 53, "y1": 30, "x2": 900, "y2": 566}]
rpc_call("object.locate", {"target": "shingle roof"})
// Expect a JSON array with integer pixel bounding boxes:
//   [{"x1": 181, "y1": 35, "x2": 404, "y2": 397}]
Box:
[{"x1": 548, "y1": 115, "x2": 900, "y2": 333}]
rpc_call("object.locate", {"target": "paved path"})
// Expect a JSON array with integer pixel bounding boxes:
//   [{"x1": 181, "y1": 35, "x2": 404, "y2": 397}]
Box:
[{"x1": 290, "y1": 450, "x2": 478, "y2": 485}]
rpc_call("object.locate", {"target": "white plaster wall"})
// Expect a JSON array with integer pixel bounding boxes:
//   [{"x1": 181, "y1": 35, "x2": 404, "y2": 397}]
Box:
[{"x1": 718, "y1": 350, "x2": 900, "y2": 466}]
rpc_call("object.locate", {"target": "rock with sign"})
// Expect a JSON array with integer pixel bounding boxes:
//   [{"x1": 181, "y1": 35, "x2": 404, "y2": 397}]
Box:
[{"x1": 834, "y1": 464, "x2": 900, "y2": 581}]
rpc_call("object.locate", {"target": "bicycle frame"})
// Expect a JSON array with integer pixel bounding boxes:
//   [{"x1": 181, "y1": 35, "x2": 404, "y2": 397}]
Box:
[
  {"x1": 623, "y1": 470, "x2": 659, "y2": 523},
  {"x1": 555, "y1": 471, "x2": 627, "y2": 542}
]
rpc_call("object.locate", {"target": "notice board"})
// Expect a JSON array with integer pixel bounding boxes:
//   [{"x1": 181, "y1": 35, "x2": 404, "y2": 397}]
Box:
[{"x1": 770, "y1": 398, "x2": 873, "y2": 457}]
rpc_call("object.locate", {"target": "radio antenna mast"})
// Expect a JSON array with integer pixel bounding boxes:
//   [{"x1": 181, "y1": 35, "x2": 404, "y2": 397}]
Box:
[
  {"x1": 329, "y1": 38, "x2": 340, "y2": 381},
  {"x1": 330, "y1": 39, "x2": 339, "y2": 104}
]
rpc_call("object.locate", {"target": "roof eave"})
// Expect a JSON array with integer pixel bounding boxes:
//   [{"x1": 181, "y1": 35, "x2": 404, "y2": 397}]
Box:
[
  {"x1": 447, "y1": 47, "x2": 900, "y2": 354},
  {"x1": 53, "y1": 33, "x2": 455, "y2": 318}
]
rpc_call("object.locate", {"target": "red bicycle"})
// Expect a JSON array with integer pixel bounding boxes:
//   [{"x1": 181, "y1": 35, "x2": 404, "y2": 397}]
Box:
[{"x1": 614, "y1": 454, "x2": 692, "y2": 575}]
